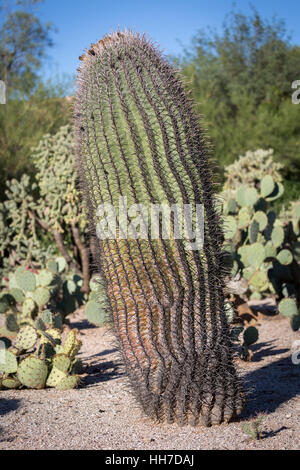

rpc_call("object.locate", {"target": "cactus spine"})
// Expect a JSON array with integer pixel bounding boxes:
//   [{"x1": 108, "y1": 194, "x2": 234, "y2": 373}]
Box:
[{"x1": 75, "y1": 31, "x2": 243, "y2": 426}]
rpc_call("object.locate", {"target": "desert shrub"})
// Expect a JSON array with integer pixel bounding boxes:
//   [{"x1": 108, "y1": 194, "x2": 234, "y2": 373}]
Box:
[{"x1": 0, "y1": 125, "x2": 91, "y2": 293}]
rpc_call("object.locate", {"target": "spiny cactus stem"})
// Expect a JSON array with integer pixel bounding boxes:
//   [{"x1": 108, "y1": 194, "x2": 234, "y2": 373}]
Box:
[{"x1": 75, "y1": 32, "x2": 244, "y2": 425}]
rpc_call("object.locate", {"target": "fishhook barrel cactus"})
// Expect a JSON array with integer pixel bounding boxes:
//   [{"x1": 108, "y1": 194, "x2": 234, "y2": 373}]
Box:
[{"x1": 74, "y1": 31, "x2": 244, "y2": 426}]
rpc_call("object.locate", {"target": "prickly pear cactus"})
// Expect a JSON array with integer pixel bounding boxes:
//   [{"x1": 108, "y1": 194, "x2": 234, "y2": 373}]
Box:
[
  {"x1": 0, "y1": 325, "x2": 83, "y2": 390},
  {"x1": 85, "y1": 275, "x2": 110, "y2": 326},
  {"x1": 75, "y1": 31, "x2": 244, "y2": 426},
  {"x1": 222, "y1": 169, "x2": 300, "y2": 331},
  {"x1": 0, "y1": 260, "x2": 84, "y2": 333}
]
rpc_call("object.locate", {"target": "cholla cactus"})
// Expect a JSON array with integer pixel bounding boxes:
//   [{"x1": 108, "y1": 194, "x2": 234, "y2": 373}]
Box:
[
  {"x1": 33, "y1": 125, "x2": 86, "y2": 234},
  {"x1": 0, "y1": 126, "x2": 91, "y2": 291},
  {"x1": 32, "y1": 125, "x2": 90, "y2": 292},
  {"x1": 223, "y1": 149, "x2": 283, "y2": 191},
  {"x1": 75, "y1": 31, "x2": 244, "y2": 426},
  {"x1": 0, "y1": 175, "x2": 54, "y2": 277}
]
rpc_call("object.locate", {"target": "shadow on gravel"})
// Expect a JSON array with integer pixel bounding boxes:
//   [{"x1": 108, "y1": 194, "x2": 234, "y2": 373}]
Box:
[
  {"x1": 260, "y1": 426, "x2": 289, "y2": 439},
  {"x1": 70, "y1": 319, "x2": 97, "y2": 331},
  {"x1": 84, "y1": 359, "x2": 124, "y2": 386},
  {"x1": 0, "y1": 398, "x2": 21, "y2": 416},
  {"x1": 88, "y1": 348, "x2": 118, "y2": 359},
  {"x1": 241, "y1": 355, "x2": 300, "y2": 419},
  {"x1": 250, "y1": 340, "x2": 289, "y2": 361}
]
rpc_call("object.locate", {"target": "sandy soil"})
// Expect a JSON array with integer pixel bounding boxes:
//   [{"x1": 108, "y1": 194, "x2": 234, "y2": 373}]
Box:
[{"x1": 0, "y1": 308, "x2": 299, "y2": 450}]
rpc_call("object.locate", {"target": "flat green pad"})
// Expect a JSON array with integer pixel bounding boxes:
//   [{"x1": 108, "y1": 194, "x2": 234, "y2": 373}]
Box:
[
  {"x1": 33, "y1": 287, "x2": 50, "y2": 307},
  {"x1": 16, "y1": 270, "x2": 36, "y2": 292},
  {"x1": 237, "y1": 208, "x2": 251, "y2": 229},
  {"x1": 278, "y1": 298, "x2": 299, "y2": 318},
  {"x1": 55, "y1": 375, "x2": 80, "y2": 390},
  {"x1": 41, "y1": 309, "x2": 54, "y2": 325},
  {"x1": 22, "y1": 297, "x2": 36, "y2": 316},
  {"x1": 39, "y1": 328, "x2": 61, "y2": 345},
  {"x1": 85, "y1": 300, "x2": 107, "y2": 326},
  {"x1": 17, "y1": 356, "x2": 48, "y2": 389},
  {"x1": 0, "y1": 349, "x2": 18, "y2": 374},
  {"x1": 55, "y1": 256, "x2": 67, "y2": 273},
  {"x1": 261, "y1": 175, "x2": 274, "y2": 197},
  {"x1": 52, "y1": 354, "x2": 71, "y2": 373},
  {"x1": 223, "y1": 215, "x2": 237, "y2": 240},
  {"x1": 2, "y1": 377, "x2": 21, "y2": 389},
  {"x1": 37, "y1": 269, "x2": 54, "y2": 287},
  {"x1": 246, "y1": 243, "x2": 266, "y2": 268},
  {"x1": 243, "y1": 326, "x2": 259, "y2": 346},
  {"x1": 5, "y1": 314, "x2": 19, "y2": 332},
  {"x1": 237, "y1": 187, "x2": 258, "y2": 207},
  {"x1": 46, "y1": 259, "x2": 58, "y2": 273},
  {"x1": 15, "y1": 325, "x2": 38, "y2": 350},
  {"x1": 271, "y1": 226, "x2": 284, "y2": 248},
  {"x1": 276, "y1": 249, "x2": 293, "y2": 266},
  {"x1": 249, "y1": 271, "x2": 269, "y2": 292},
  {"x1": 9, "y1": 288, "x2": 25, "y2": 304},
  {"x1": 253, "y1": 211, "x2": 268, "y2": 231},
  {"x1": 63, "y1": 330, "x2": 82, "y2": 357},
  {"x1": 46, "y1": 367, "x2": 67, "y2": 387}
]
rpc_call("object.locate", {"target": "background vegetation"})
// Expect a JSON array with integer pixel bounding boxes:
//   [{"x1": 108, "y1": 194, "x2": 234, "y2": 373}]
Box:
[
  {"x1": 0, "y1": 2, "x2": 299, "y2": 392},
  {"x1": 177, "y1": 6, "x2": 300, "y2": 202}
]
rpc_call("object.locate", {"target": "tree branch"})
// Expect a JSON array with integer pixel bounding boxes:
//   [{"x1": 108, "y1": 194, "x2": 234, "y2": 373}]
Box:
[
  {"x1": 71, "y1": 222, "x2": 90, "y2": 294},
  {"x1": 29, "y1": 210, "x2": 79, "y2": 271}
]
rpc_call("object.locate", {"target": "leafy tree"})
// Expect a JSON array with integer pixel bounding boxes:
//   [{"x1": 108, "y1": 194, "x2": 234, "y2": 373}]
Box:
[
  {"x1": 0, "y1": 0, "x2": 55, "y2": 96},
  {"x1": 178, "y1": 6, "x2": 300, "y2": 198},
  {"x1": 0, "y1": 80, "x2": 72, "y2": 189},
  {"x1": 0, "y1": 1, "x2": 71, "y2": 192}
]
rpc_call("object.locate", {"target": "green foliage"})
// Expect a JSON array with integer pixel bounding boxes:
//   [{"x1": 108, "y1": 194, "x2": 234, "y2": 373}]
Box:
[
  {"x1": 0, "y1": 1, "x2": 71, "y2": 189},
  {"x1": 33, "y1": 124, "x2": 86, "y2": 233},
  {"x1": 0, "y1": 260, "x2": 84, "y2": 333},
  {"x1": 85, "y1": 275, "x2": 110, "y2": 327},
  {"x1": 0, "y1": 174, "x2": 55, "y2": 275},
  {"x1": 241, "y1": 326, "x2": 259, "y2": 361},
  {"x1": 0, "y1": 88, "x2": 71, "y2": 189},
  {"x1": 178, "y1": 7, "x2": 300, "y2": 195},
  {"x1": 0, "y1": 0, "x2": 55, "y2": 95},
  {"x1": 223, "y1": 149, "x2": 283, "y2": 192},
  {"x1": 0, "y1": 326, "x2": 83, "y2": 390},
  {"x1": 241, "y1": 415, "x2": 265, "y2": 441},
  {"x1": 222, "y1": 152, "x2": 300, "y2": 331},
  {"x1": 0, "y1": 126, "x2": 90, "y2": 292}
]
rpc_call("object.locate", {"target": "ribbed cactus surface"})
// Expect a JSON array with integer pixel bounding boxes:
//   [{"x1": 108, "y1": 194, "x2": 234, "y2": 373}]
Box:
[{"x1": 75, "y1": 31, "x2": 243, "y2": 426}]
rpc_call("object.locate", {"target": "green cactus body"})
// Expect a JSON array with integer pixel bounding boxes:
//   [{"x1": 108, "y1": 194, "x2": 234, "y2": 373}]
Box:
[
  {"x1": 75, "y1": 32, "x2": 243, "y2": 426},
  {"x1": 17, "y1": 356, "x2": 48, "y2": 389}
]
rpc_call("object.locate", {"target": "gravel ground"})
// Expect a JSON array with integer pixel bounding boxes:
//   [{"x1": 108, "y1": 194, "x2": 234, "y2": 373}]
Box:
[{"x1": 0, "y1": 308, "x2": 299, "y2": 450}]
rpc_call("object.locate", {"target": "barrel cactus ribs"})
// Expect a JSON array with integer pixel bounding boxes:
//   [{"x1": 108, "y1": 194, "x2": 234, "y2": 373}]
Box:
[{"x1": 74, "y1": 31, "x2": 244, "y2": 426}]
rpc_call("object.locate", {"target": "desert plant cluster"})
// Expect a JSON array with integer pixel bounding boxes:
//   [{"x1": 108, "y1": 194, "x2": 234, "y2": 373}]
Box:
[{"x1": 0, "y1": 3, "x2": 299, "y2": 437}]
